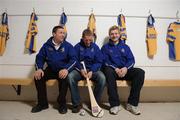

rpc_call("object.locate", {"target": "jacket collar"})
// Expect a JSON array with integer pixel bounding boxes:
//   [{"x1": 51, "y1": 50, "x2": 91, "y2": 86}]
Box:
[
  {"x1": 108, "y1": 39, "x2": 121, "y2": 46},
  {"x1": 46, "y1": 36, "x2": 65, "y2": 48},
  {"x1": 80, "y1": 39, "x2": 93, "y2": 48}
]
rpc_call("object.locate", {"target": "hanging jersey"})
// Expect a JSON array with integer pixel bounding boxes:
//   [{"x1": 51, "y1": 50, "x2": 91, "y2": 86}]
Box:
[
  {"x1": 25, "y1": 12, "x2": 38, "y2": 54},
  {"x1": 59, "y1": 12, "x2": 67, "y2": 34},
  {"x1": 0, "y1": 12, "x2": 9, "y2": 56},
  {"x1": 117, "y1": 14, "x2": 127, "y2": 43},
  {"x1": 146, "y1": 14, "x2": 157, "y2": 57},
  {"x1": 166, "y1": 22, "x2": 180, "y2": 61},
  {"x1": 87, "y1": 13, "x2": 97, "y2": 42}
]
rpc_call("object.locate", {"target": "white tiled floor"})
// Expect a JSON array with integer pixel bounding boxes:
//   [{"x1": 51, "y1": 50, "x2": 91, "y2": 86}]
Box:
[{"x1": 0, "y1": 101, "x2": 180, "y2": 120}]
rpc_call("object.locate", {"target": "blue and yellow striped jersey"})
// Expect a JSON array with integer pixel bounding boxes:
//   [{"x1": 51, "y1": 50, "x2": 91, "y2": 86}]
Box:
[
  {"x1": 59, "y1": 12, "x2": 67, "y2": 35},
  {"x1": 87, "y1": 13, "x2": 96, "y2": 42},
  {"x1": 25, "y1": 12, "x2": 38, "y2": 54},
  {"x1": 167, "y1": 22, "x2": 180, "y2": 61},
  {"x1": 146, "y1": 14, "x2": 157, "y2": 57},
  {"x1": 117, "y1": 14, "x2": 127, "y2": 43},
  {"x1": 0, "y1": 12, "x2": 9, "y2": 56}
]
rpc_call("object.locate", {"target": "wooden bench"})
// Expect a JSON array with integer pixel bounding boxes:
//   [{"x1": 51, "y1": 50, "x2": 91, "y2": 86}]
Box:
[
  {"x1": 0, "y1": 78, "x2": 33, "y2": 85},
  {"x1": 0, "y1": 78, "x2": 57, "y2": 95},
  {"x1": 46, "y1": 79, "x2": 180, "y2": 87},
  {"x1": 1, "y1": 78, "x2": 180, "y2": 95},
  {"x1": 0, "y1": 78, "x2": 33, "y2": 95}
]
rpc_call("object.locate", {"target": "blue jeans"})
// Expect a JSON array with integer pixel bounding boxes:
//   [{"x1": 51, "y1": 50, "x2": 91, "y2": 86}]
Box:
[{"x1": 68, "y1": 70, "x2": 106, "y2": 106}]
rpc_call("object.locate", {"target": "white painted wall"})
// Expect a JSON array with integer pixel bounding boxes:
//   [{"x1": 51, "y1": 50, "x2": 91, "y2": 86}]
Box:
[{"x1": 0, "y1": 0, "x2": 180, "y2": 101}]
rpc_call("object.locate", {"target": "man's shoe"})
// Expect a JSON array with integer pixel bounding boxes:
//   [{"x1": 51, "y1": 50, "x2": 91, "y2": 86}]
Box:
[
  {"x1": 126, "y1": 103, "x2": 141, "y2": 115},
  {"x1": 109, "y1": 105, "x2": 122, "y2": 115},
  {"x1": 72, "y1": 104, "x2": 82, "y2": 113},
  {"x1": 58, "y1": 106, "x2": 67, "y2": 114},
  {"x1": 31, "y1": 104, "x2": 48, "y2": 113}
]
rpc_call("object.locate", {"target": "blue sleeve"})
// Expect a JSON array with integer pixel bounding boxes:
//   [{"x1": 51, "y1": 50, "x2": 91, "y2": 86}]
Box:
[
  {"x1": 35, "y1": 45, "x2": 46, "y2": 70},
  {"x1": 64, "y1": 44, "x2": 77, "y2": 72},
  {"x1": 101, "y1": 45, "x2": 118, "y2": 69},
  {"x1": 90, "y1": 46, "x2": 103, "y2": 72},
  {"x1": 124, "y1": 46, "x2": 135, "y2": 69},
  {"x1": 74, "y1": 44, "x2": 82, "y2": 71}
]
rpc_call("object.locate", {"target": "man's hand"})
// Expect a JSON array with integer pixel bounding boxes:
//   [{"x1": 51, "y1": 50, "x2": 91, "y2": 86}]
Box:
[
  {"x1": 87, "y1": 71, "x2": 93, "y2": 79},
  {"x1": 120, "y1": 67, "x2": 127, "y2": 78},
  {"x1": 115, "y1": 67, "x2": 127, "y2": 78},
  {"x1": 59, "y1": 69, "x2": 68, "y2": 79},
  {"x1": 80, "y1": 69, "x2": 93, "y2": 79},
  {"x1": 115, "y1": 68, "x2": 122, "y2": 78},
  {"x1": 34, "y1": 69, "x2": 44, "y2": 80},
  {"x1": 80, "y1": 69, "x2": 87, "y2": 78}
]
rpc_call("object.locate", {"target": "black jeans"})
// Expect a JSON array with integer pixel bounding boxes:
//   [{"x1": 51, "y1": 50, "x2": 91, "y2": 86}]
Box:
[
  {"x1": 103, "y1": 67, "x2": 145, "y2": 107},
  {"x1": 34, "y1": 68, "x2": 68, "y2": 107}
]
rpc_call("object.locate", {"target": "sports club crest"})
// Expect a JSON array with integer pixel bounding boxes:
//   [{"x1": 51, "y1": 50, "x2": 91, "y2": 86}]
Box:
[{"x1": 60, "y1": 47, "x2": 65, "y2": 52}]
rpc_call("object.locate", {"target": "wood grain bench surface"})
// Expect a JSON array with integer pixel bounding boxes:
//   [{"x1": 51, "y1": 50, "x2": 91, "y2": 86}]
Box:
[
  {"x1": 46, "y1": 79, "x2": 180, "y2": 87},
  {"x1": 1, "y1": 78, "x2": 180, "y2": 87},
  {"x1": 0, "y1": 78, "x2": 33, "y2": 85}
]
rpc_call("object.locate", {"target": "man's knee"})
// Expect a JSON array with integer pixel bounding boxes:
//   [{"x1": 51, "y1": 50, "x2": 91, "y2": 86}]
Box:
[
  {"x1": 137, "y1": 68, "x2": 145, "y2": 78},
  {"x1": 67, "y1": 70, "x2": 77, "y2": 84},
  {"x1": 135, "y1": 68, "x2": 145, "y2": 84},
  {"x1": 103, "y1": 66, "x2": 114, "y2": 74},
  {"x1": 96, "y1": 71, "x2": 106, "y2": 86}
]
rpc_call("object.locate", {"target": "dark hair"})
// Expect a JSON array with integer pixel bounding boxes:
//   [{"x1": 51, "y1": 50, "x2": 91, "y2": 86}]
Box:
[
  {"x1": 52, "y1": 25, "x2": 64, "y2": 33},
  {"x1": 109, "y1": 25, "x2": 120, "y2": 35},
  {"x1": 82, "y1": 29, "x2": 93, "y2": 38}
]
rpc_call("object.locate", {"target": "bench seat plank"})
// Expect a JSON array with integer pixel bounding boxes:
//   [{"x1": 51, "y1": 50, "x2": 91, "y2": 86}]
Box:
[
  {"x1": 1, "y1": 78, "x2": 180, "y2": 87},
  {"x1": 0, "y1": 78, "x2": 32, "y2": 85}
]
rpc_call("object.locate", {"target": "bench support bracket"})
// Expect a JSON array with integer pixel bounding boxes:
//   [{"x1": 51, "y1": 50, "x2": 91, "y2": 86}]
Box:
[{"x1": 12, "y1": 85, "x2": 21, "y2": 95}]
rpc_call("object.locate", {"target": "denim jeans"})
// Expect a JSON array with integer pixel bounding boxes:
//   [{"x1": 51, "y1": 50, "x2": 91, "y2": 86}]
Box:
[{"x1": 68, "y1": 70, "x2": 106, "y2": 106}]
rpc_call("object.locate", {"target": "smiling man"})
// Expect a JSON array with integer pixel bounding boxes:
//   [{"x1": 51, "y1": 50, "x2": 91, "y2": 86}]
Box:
[
  {"x1": 68, "y1": 29, "x2": 106, "y2": 113},
  {"x1": 101, "y1": 25, "x2": 145, "y2": 115},
  {"x1": 31, "y1": 25, "x2": 76, "y2": 114}
]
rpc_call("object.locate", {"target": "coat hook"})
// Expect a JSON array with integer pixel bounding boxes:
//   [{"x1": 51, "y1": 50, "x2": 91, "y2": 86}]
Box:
[
  {"x1": 120, "y1": 8, "x2": 123, "y2": 14},
  {"x1": 176, "y1": 10, "x2": 179, "y2": 21},
  {"x1": 62, "y1": 7, "x2": 64, "y2": 12},
  {"x1": 91, "y1": 8, "x2": 93, "y2": 13},
  {"x1": 5, "y1": 8, "x2": 7, "y2": 13},
  {"x1": 33, "y1": 8, "x2": 35, "y2": 13},
  {"x1": 148, "y1": 9, "x2": 151, "y2": 15},
  {"x1": 176, "y1": 10, "x2": 179, "y2": 18}
]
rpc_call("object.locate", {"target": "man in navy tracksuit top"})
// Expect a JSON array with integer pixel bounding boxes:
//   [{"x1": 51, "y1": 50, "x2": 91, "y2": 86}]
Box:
[
  {"x1": 68, "y1": 29, "x2": 106, "y2": 113},
  {"x1": 31, "y1": 26, "x2": 76, "y2": 114},
  {"x1": 101, "y1": 25, "x2": 145, "y2": 115}
]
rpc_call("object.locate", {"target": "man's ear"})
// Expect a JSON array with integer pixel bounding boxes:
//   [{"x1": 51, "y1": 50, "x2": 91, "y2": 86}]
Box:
[{"x1": 52, "y1": 32, "x2": 56, "y2": 37}]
